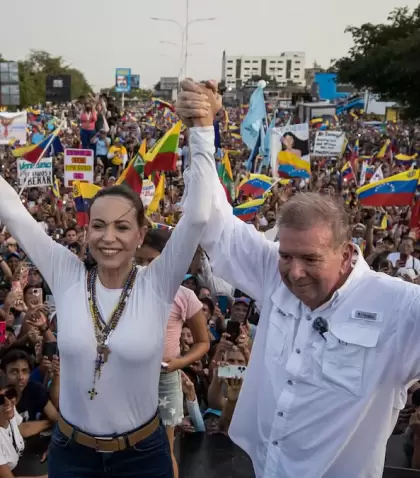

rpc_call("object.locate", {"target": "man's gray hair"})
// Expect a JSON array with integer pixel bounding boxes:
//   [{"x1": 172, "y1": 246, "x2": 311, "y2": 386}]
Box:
[{"x1": 278, "y1": 192, "x2": 351, "y2": 247}]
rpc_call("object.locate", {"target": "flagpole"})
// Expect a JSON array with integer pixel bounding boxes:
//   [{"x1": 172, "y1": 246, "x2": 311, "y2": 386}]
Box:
[
  {"x1": 1, "y1": 118, "x2": 65, "y2": 235},
  {"x1": 263, "y1": 177, "x2": 282, "y2": 196},
  {"x1": 17, "y1": 119, "x2": 65, "y2": 199}
]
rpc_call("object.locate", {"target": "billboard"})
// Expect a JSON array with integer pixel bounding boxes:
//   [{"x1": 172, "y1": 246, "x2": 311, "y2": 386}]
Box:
[
  {"x1": 0, "y1": 112, "x2": 27, "y2": 145},
  {"x1": 160, "y1": 77, "x2": 179, "y2": 91},
  {"x1": 115, "y1": 68, "x2": 131, "y2": 93},
  {"x1": 0, "y1": 62, "x2": 20, "y2": 106},
  {"x1": 46, "y1": 75, "x2": 72, "y2": 103},
  {"x1": 131, "y1": 75, "x2": 140, "y2": 89}
]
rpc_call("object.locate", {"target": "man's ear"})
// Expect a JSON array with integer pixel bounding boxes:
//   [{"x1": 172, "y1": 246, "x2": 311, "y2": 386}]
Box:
[{"x1": 341, "y1": 241, "x2": 354, "y2": 273}]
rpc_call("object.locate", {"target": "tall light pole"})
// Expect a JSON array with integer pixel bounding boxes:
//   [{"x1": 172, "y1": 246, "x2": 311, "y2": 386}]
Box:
[{"x1": 151, "y1": 3, "x2": 215, "y2": 79}]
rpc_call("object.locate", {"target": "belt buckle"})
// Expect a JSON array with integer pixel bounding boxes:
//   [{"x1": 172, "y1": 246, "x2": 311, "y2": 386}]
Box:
[{"x1": 94, "y1": 437, "x2": 113, "y2": 453}]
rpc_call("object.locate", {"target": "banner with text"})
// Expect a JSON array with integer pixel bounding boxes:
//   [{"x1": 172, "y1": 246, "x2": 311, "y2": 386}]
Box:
[
  {"x1": 17, "y1": 157, "x2": 53, "y2": 187},
  {"x1": 0, "y1": 112, "x2": 27, "y2": 145},
  {"x1": 64, "y1": 149, "x2": 94, "y2": 186},
  {"x1": 140, "y1": 179, "x2": 156, "y2": 207},
  {"x1": 313, "y1": 131, "x2": 346, "y2": 157}
]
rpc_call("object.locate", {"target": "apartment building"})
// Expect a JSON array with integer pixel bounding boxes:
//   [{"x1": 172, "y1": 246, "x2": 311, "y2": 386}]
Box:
[{"x1": 221, "y1": 51, "x2": 306, "y2": 89}]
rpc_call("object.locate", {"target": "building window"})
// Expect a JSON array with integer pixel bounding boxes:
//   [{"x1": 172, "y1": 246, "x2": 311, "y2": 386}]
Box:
[
  {"x1": 227, "y1": 60, "x2": 233, "y2": 64},
  {"x1": 261, "y1": 59, "x2": 267, "y2": 77},
  {"x1": 244, "y1": 67, "x2": 250, "y2": 70},
  {"x1": 295, "y1": 61, "x2": 300, "y2": 64},
  {"x1": 294, "y1": 75, "x2": 300, "y2": 78},
  {"x1": 236, "y1": 59, "x2": 241, "y2": 78},
  {"x1": 227, "y1": 74, "x2": 233, "y2": 78},
  {"x1": 245, "y1": 60, "x2": 250, "y2": 63},
  {"x1": 270, "y1": 61, "x2": 275, "y2": 63},
  {"x1": 252, "y1": 60, "x2": 258, "y2": 63},
  {"x1": 286, "y1": 59, "x2": 292, "y2": 79}
]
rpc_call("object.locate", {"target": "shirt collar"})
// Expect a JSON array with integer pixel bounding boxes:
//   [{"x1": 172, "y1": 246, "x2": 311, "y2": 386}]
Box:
[{"x1": 272, "y1": 245, "x2": 371, "y2": 318}]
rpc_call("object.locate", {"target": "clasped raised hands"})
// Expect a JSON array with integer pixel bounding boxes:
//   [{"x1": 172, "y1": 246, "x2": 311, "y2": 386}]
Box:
[{"x1": 175, "y1": 79, "x2": 223, "y2": 128}]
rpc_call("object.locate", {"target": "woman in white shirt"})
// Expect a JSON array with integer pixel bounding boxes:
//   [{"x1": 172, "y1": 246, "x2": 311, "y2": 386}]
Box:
[
  {"x1": 0, "y1": 90, "x2": 220, "y2": 477},
  {"x1": 0, "y1": 385, "x2": 26, "y2": 478}
]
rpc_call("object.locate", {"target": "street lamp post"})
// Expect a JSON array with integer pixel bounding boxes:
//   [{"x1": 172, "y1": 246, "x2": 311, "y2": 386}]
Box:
[{"x1": 151, "y1": 2, "x2": 215, "y2": 79}]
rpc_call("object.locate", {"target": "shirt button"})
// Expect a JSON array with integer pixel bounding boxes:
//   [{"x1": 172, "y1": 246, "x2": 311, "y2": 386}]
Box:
[
  {"x1": 306, "y1": 316, "x2": 311, "y2": 321},
  {"x1": 287, "y1": 379, "x2": 293, "y2": 386},
  {"x1": 277, "y1": 411, "x2": 284, "y2": 417},
  {"x1": 296, "y1": 348, "x2": 301, "y2": 354},
  {"x1": 272, "y1": 440, "x2": 278, "y2": 446}
]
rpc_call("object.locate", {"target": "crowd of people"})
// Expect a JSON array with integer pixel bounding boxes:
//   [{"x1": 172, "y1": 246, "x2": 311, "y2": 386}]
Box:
[{"x1": 0, "y1": 78, "x2": 419, "y2": 477}]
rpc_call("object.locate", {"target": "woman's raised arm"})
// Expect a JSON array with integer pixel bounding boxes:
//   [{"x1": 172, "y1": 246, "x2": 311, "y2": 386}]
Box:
[
  {"x1": 0, "y1": 175, "x2": 82, "y2": 294},
  {"x1": 146, "y1": 80, "x2": 218, "y2": 305}
]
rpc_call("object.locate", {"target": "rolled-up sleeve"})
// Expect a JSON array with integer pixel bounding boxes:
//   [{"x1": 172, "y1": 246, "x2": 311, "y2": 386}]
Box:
[{"x1": 196, "y1": 162, "x2": 279, "y2": 304}]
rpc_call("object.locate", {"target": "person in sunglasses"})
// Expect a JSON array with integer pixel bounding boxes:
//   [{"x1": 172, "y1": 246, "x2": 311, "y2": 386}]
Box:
[
  {"x1": 0, "y1": 381, "x2": 24, "y2": 476},
  {"x1": 0, "y1": 377, "x2": 47, "y2": 477}
]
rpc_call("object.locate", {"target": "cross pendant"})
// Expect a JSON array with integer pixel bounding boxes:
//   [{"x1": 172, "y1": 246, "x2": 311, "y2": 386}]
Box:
[
  {"x1": 97, "y1": 344, "x2": 111, "y2": 363},
  {"x1": 88, "y1": 388, "x2": 98, "y2": 400}
]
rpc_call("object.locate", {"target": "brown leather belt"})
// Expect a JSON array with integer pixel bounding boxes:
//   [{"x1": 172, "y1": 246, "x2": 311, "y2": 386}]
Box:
[{"x1": 58, "y1": 414, "x2": 159, "y2": 452}]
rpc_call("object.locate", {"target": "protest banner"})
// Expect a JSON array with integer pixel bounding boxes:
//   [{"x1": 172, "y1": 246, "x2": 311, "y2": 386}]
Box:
[
  {"x1": 0, "y1": 112, "x2": 27, "y2": 145},
  {"x1": 17, "y1": 157, "x2": 53, "y2": 187},
  {"x1": 270, "y1": 123, "x2": 310, "y2": 178},
  {"x1": 313, "y1": 131, "x2": 346, "y2": 156},
  {"x1": 140, "y1": 179, "x2": 155, "y2": 207},
  {"x1": 64, "y1": 149, "x2": 94, "y2": 186}
]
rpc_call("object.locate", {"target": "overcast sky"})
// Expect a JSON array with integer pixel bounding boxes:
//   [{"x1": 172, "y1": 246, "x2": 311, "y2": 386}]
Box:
[{"x1": 2, "y1": 0, "x2": 419, "y2": 91}]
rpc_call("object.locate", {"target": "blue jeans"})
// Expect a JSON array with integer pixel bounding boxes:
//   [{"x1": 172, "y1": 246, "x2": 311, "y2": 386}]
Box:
[
  {"x1": 80, "y1": 129, "x2": 96, "y2": 150},
  {"x1": 48, "y1": 421, "x2": 173, "y2": 478}
]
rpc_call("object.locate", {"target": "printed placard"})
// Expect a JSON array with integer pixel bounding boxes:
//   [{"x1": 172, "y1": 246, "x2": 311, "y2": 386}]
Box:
[
  {"x1": 17, "y1": 157, "x2": 53, "y2": 187},
  {"x1": 64, "y1": 148, "x2": 94, "y2": 186},
  {"x1": 140, "y1": 179, "x2": 155, "y2": 207},
  {"x1": 313, "y1": 131, "x2": 346, "y2": 157}
]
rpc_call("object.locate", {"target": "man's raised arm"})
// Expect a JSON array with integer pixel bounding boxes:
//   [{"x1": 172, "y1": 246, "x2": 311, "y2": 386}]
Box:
[{"x1": 178, "y1": 80, "x2": 279, "y2": 303}]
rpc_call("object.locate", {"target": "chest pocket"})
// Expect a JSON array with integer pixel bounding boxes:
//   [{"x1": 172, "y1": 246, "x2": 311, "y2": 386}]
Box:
[
  {"x1": 320, "y1": 322, "x2": 380, "y2": 396},
  {"x1": 266, "y1": 309, "x2": 287, "y2": 365}
]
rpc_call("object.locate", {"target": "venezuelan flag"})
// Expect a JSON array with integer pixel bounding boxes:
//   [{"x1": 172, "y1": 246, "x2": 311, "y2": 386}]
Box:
[
  {"x1": 356, "y1": 170, "x2": 420, "y2": 207},
  {"x1": 12, "y1": 128, "x2": 63, "y2": 164},
  {"x1": 72, "y1": 181, "x2": 102, "y2": 227},
  {"x1": 365, "y1": 165, "x2": 375, "y2": 182},
  {"x1": 153, "y1": 222, "x2": 173, "y2": 231},
  {"x1": 341, "y1": 162, "x2": 354, "y2": 182},
  {"x1": 278, "y1": 151, "x2": 310, "y2": 179},
  {"x1": 310, "y1": 118, "x2": 323, "y2": 125},
  {"x1": 238, "y1": 174, "x2": 273, "y2": 198},
  {"x1": 233, "y1": 198, "x2": 265, "y2": 222},
  {"x1": 51, "y1": 176, "x2": 61, "y2": 199},
  {"x1": 394, "y1": 153, "x2": 417, "y2": 168},
  {"x1": 147, "y1": 174, "x2": 165, "y2": 215},
  {"x1": 144, "y1": 121, "x2": 181, "y2": 177},
  {"x1": 152, "y1": 98, "x2": 175, "y2": 113},
  {"x1": 377, "y1": 139, "x2": 390, "y2": 159}
]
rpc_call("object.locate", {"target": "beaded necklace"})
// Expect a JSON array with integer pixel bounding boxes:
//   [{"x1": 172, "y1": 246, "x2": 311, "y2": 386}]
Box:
[{"x1": 86, "y1": 265, "x2": 138, "y2": 400}]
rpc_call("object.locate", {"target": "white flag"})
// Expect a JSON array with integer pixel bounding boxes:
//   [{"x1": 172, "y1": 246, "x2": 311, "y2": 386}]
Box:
[{"x1": 370, "y1": 165, "x2": 384, "y2": 183}]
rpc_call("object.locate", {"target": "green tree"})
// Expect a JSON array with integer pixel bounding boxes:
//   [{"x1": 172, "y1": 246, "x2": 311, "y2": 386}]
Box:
[
  {"x1": 0, "y1": 50, "x2": 92, "y2": 106},
  {"x1": 334, "y1": 5, "x2": 420, "y2": 117}
]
